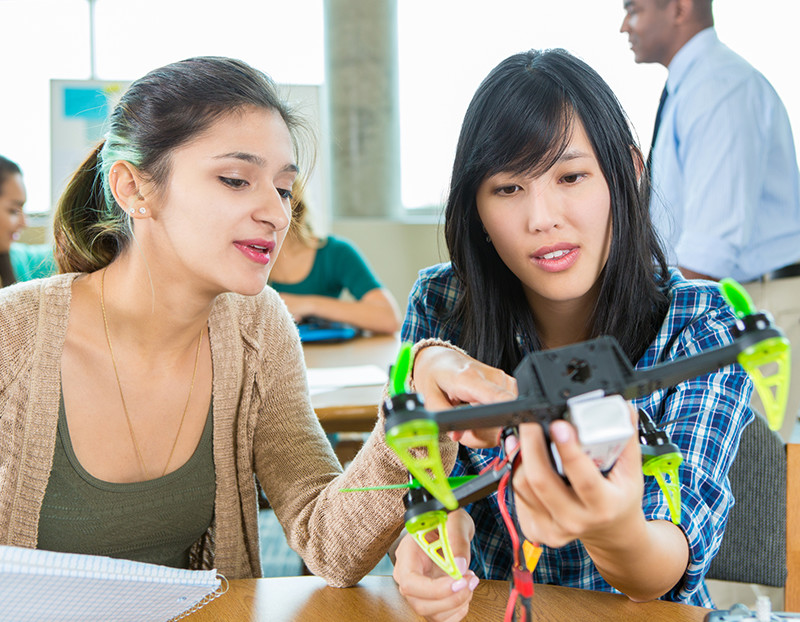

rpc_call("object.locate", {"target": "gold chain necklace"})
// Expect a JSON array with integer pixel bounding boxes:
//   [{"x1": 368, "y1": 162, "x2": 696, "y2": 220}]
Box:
[{"x1": 100, "y1": 267, "x2": 204, "y2": 480}]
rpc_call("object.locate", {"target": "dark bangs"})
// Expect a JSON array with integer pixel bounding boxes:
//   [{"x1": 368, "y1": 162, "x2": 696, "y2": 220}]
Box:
[
  {"x1": 444, "y1": 48, "x2": 669, "y2": 372},
  {"x1": 479, "y1": 83, "x2": 573, "y2": 183}
]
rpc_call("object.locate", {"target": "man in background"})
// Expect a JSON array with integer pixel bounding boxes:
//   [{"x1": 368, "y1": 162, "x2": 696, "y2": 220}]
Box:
[{"x1": 621, "y1": 0, "x2": 800, "y2": 437}]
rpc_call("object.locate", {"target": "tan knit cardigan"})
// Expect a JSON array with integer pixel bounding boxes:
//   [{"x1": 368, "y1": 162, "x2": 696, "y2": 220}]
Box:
[{"x1": 0, "y1": 274, "x2": 457, "y2": 584}]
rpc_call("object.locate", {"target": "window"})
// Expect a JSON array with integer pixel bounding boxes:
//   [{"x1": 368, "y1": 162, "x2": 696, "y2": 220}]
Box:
[
  {"x1": 0, "y1": 0, "x2": 324, "y2": 214},
  {"x1": 397, "y1": 0, "x2": 799, "y2": 210},
  {"x1": 1, "y1": 0, "x2": 796, "y2": 216}
]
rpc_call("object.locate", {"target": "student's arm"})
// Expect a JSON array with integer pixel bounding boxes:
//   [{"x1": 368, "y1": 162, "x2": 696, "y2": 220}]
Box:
[
  {"x1": 393, "y1": 509, "x2": 479, "y2": 622},
  {"x1": 279, "y1": 286, "x2": 401, "y2": 334},
  {"x1": 409, "y1": 346, "x2": 689, "y2": 600},
  {"x1": 253, "y1": 292, "x2": 439, "y2": 586},
  {"x1": 513, "y1": 414, "x2": 689, "y2": 602},
  {"x1": 410, "y1": 344, "x2": 517, "y2": 447},
  {"x1": 280, "y1": 237, "x2": 401, "y2": 333},
  {"x1": 513, "y1": 286, "x2": 754, "y2": 602}
]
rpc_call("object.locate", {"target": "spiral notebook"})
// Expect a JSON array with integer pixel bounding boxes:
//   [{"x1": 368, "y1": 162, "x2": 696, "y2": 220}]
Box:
[{"x1": 0, "y1": 545, "x2": 227, "y2": 622}]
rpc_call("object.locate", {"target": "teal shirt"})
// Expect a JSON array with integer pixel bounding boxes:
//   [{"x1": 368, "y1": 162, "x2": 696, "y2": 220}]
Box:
[
  {"x1": 270, "y1": 235, "x2": 382, "y2": 300},
  {"x1": 9, "y1": 243, "x2": 56, "y2": 281}
]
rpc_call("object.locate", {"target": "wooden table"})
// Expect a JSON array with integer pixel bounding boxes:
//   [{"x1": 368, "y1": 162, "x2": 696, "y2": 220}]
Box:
[
  {"x1": 303, "y1": 334, "x2": 400, "y2": 434},
  {"x1": 185, "y1": 575, "x2": 711, "y2": 621}
]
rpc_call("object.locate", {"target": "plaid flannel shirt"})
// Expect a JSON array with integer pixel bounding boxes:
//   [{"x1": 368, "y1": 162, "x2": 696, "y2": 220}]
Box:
[{"x1": 401, "y1": 263, "x2": 753, "y2": 607}]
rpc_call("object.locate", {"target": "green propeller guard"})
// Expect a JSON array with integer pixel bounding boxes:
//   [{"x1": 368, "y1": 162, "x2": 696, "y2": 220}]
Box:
[
  {"x1": 719, "y1": 278, "x2": 756, "y2": 318},
  {"x1": 390, "y1": 343, "x2": 413, "y2": 396},
  {"x1": 385, "y1": 418, "x2": 459, "y2": 510},
  {"x1": 642, "y1": 452, "x2": 683, "y2": 525},
  {"x1": 340, "y1": 475, "x2": 477, "y2": 493},
  {"x1": 738, "y1": 337, "x2": 791, "y2": 431},
  {"x1": 719, "y1": 278, "x2": 790, "y2": 431},
  {"x1": 406, "y1": 510, "x2": 463, "y2": 580}
]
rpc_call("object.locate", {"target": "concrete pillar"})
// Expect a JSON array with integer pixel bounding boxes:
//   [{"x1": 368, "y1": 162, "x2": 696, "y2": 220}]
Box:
[{"x1": 324, "y1": 0, "x2": 401, "y2": 218}]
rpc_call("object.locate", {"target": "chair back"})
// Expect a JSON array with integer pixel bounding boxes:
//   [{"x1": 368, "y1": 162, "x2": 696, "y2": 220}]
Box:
[
  {"x1": 787, "y1": 443, "x2": 800, "y2": 610},
  {"x1": 706, "y1": 414, "x2": 786, "y2": 587}
]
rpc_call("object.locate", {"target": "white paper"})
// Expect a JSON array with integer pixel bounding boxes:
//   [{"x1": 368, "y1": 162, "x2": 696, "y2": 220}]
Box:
[
  {"x1": 0, "y1": 545, "x2": 222, "y2": 622},
  {"x1": 306, "y1": 365, "x2": 388, "y2": 394}
]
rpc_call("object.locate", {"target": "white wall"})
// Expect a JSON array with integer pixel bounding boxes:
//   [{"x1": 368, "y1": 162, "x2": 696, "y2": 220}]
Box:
[{"x1": 331, "y1": 220, "x2": 446, "y2": 310}]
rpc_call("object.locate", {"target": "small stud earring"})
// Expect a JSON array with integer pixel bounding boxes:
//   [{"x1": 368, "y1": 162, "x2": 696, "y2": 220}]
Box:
[
  {"x1": 138, "y1": 207, "x2": 146, "y2": 214},
  {"x1": 128, "y1": 208, "x2": 135, "y2": 215}
]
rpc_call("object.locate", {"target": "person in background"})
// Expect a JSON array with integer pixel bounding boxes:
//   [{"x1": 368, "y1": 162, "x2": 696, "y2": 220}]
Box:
[
  {"x1": 392, "y1": 48, "x2": 753, "y2": 619},
  {"x1": 269, "y1": 182, "x2": 401, "y2": 334},
  {"x1": 0, "y1": 155, "x2": 55, "y2": 287},
  {"x1": 0, "y1": 56, "x2": 450, "y2": 583},
  {"x1": 621, "y1": 0, "x2": 800, "y2": 436}
]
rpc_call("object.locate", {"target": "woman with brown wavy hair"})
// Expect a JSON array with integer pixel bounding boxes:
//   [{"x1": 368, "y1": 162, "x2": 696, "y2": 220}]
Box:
[{"x1": 0, "y1": 56, "x2": 436, "y2": 584}]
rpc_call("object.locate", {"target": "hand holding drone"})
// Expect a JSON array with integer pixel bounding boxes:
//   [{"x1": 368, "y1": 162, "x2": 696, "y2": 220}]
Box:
[{"x1": 346, "y1": 279, "x2": 790, "y2": 621}]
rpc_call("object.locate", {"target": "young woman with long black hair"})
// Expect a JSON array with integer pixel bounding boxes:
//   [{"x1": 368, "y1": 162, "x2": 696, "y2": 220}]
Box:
[{"x1": 392, "y1": 49, "x2": 752, "y2": 620}]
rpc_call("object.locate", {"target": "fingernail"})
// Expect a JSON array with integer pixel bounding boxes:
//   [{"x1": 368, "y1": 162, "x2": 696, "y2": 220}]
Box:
[
  {"x1": 451, "y1": 579, "x2": 467, "y2": 592},
  {"x1": 551, "y1": 421, "x2": 571, "y2": 444},
  {"x1": 455, "y1": 557, "x2": 468, "y2": 574},
  {"x1": 468, "y1": 576, "x2": 480, "y2": 591},
  {"x1": 504, "y1": 435, "x2": 519, "y2": 455}
]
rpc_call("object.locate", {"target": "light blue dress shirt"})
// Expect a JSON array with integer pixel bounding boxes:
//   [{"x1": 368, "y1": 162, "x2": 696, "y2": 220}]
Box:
[{"x1": 650, "y1": 28, "x2": 800, "y2": 282}]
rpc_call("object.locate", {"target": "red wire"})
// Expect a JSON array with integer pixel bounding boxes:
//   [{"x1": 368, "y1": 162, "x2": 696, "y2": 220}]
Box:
[
  {"x1": 497, "y1": 457, "x2": 522, "y2": 565},
  {"x1": 482, "y1": 441, "x2": 534, "y2": 622},
  {"x1": 478, "y1": 453, "x2": 506, "y2": 475},
  {"x1": 504, "y1": 587, "x2": 519, "y2": 622},
  {"x1": 498, "y1": 454, "x2": 526, "y2": 622}
]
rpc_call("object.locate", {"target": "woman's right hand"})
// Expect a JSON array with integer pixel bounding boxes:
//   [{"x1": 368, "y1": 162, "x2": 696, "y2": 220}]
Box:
[
  {"x1": 393, "y1": 509, "x2": 479, "y2": 622},
  {"x1": 411, "y1": 346, "x2": 518, "y2": 447}
]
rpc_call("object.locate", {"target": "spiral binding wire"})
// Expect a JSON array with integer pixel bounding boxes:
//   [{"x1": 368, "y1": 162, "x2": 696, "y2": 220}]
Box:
[{"x1": 168, "y1": 573, "x2": 229, "y2": 621}]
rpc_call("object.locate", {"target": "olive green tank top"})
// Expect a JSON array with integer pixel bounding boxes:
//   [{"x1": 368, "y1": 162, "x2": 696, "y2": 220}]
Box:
[{"x1": 37, "y1": 393, "x2": 215, "y2": 568}]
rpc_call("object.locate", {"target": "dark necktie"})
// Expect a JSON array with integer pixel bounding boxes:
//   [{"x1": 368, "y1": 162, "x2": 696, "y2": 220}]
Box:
[{"x1": 647, "y1": 84, "x2": 669, "y2": 175}]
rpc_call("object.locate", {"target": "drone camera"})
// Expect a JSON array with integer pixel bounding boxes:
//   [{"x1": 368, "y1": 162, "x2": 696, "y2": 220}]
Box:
[{"x1": 550, "y1": 393, "x2": 634, "y2": 475}]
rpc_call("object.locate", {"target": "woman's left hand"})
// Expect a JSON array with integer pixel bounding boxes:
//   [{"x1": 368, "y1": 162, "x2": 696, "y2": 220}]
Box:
[
  {"x1": 411, "y1": 345, "x2": 517, "y2": 448},
  {"x1": 510, "y1": 404, "x2": 645, "y2": 549},
  {"x1": 393, "y1": 509, "x2": 479, "y2": 622}
]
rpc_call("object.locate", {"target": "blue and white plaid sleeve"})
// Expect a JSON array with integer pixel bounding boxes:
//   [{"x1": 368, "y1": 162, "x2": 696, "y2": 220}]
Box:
[
  {"x1": 400, "y1": 266, "x2": 749, "y2": 607},
  {"x1": 400, "y1": 265, "x2": 516, "y2": 578},
  {"x1": 635, "y1": 277, "x2": 754, "y2": 605},
  {"x1": 401, "y1": 263, "x2": 460, "y2": 345}
]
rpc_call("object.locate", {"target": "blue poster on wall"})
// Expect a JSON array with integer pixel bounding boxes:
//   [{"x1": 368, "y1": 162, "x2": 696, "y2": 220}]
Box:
[
  {"x1": 63, "y1": 87, "x2": 112, "y2": 121},
  {"x1": 50, "y1": 80, "x2": 130, "y2": 208},
  {"x1": 49, "y1": 81, "x2": 326, "y2": 221}
]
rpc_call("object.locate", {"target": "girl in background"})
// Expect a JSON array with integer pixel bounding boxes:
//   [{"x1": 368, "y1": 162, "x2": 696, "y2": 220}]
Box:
[
  {"x1": 0, "y1": 155, "x2": 55, "y2": 287},
  {"x1": 269, "y1": 181, "x2": 401, "y2": 334}
]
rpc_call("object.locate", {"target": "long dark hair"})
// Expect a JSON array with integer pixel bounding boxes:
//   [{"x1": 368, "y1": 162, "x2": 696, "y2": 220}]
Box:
[
  {"x1": 0, "y1": 155, "x2": 22, "y2": 190},
  {"x1": 445, "y1": 49, "x2": 669, "y2": 372},
  {"x1": 53, "y1": 56, "x2": 306, "y2": 273}
]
